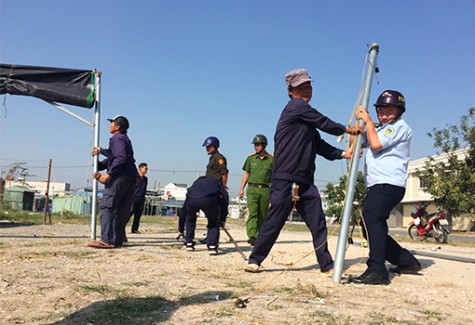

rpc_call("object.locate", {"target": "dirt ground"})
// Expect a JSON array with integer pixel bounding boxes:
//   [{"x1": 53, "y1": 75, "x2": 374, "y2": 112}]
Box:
[{"x1": 1, "y1": 219, "x2": 474, "y2": 325}]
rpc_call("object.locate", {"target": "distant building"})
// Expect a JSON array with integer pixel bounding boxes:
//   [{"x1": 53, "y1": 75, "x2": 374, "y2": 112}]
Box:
[
  {"x1": 163, "y1": 182, "x2": 187, "y2": 201},
  {"x1": 400, "y1": 148, "x2": 472, "y2": 230},
  {"x1": 3, "y1": 185, "x2": 35, "y2": 211},
  {"x1": 4, "y1": 180, "x2": 70, "y2": 196}
]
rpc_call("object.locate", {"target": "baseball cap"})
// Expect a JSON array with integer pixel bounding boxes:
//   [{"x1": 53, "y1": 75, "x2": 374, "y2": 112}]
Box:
[
  {"x1": 107, "y1": 115, "x2": 129, "y2": 130},
  {"x1": 284, "y1": 68, "x2": 313, "y2": 88}
]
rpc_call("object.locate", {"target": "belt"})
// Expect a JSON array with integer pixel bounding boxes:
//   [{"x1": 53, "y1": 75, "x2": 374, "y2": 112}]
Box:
[{"x1": 248, "y1": 182, "x2": 269, "y2": 188}]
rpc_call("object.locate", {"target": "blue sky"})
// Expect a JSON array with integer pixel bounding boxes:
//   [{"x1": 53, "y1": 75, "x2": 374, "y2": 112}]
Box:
[{"x1": 1, "y1": 1, "x2": 474, "y2": 197}]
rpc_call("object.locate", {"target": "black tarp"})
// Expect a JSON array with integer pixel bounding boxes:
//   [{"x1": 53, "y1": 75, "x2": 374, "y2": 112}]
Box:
[{"x1": 0, "y1": 64, "x2": 96, "y2": 108}]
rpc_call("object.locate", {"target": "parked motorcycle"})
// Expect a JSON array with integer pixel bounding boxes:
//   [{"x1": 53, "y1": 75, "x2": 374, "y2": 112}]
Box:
[{"x1": 408, "y1": 202, "x2": 450, "y2": 243}]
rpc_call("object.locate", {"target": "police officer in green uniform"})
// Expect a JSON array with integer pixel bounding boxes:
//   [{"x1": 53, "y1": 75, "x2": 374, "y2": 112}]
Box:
[
  {"x1": 239, "y1": 134, "x2": 274, "y2": 245},
  {"x1": 203, "y1": 136, "x2": 228, "y2": 187}
]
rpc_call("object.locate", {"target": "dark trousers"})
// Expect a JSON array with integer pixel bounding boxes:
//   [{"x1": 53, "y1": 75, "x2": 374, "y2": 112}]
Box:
[
  {"x1": 100, "y1": 175, "x2": 135, "y2": 246},
  {"x1": 248, "y1": 179, "x2": 333, "y2": 272},
  {"x1": 362, "y1": 184, "x2": 419, "y2": 277},
  {"x1": 184, "y1": 197, "x2": 221, "y2": 247},
  {"x1": 128, "y1": 199, "x2": 145, "y2": 232}
]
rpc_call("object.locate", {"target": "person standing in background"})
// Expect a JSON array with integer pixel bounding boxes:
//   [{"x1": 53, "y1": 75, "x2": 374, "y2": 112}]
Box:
[
  {"x1": 239, "y1": 134, "x2": 273, "y2": 246},
  {"x1": 128, "y1": 162, "x2": 148, "y2": 234}
]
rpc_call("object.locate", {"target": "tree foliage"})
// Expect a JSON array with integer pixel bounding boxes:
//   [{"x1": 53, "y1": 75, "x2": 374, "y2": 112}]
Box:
[
  {"x1": 416, "y1": 108, "x2": 475, "y2": 216},
  {"x1": 323, "y1": 171, "x2": 367, "y2": 224}
]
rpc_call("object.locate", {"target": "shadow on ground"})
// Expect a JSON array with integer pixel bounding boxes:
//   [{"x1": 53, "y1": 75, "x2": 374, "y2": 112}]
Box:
[{"x1": 47, "y1": 290, "x2": 235, "y2": 325}]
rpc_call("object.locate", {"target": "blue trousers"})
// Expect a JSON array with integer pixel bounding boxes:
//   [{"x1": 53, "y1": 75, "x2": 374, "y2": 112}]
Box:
[
  {"x1": 248, "y1": 179, "x2": 333, "y2": 272},
  {"x1": 100, "y1": 175, "x2": 135, "y2": 246},
  {"x1": 362, "y1": 184, "x2": 419, "y2": 277},
  {"x1": 184, "y1": 197, "x2": 221, "y2": 247},
  {"x1": 128, "y1": 199, "x2": 145, "y2": 232}
]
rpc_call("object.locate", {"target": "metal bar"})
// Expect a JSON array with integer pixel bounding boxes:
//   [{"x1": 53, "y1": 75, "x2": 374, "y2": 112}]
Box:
[
  {"x1": 411, "y1": 250, "x2": 475, "y2": 264},
  {"x1": 90, "y1": 70, "x2": 101, "y2": 240},
  {"x1": 333, "y1": 43, "x2": 379, "y2": 283},
  {"x1": 45, "y1": 101, "x2": 94, "y2": 127},
  {"x1": 220, "y1": 225, "x2": 248, "y2": 261}
]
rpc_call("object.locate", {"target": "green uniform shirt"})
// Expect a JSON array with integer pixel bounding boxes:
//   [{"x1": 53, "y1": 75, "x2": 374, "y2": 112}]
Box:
[
  {"x1": 242, "y1": 152, "x2": 274, "y2": 186},
  {"x1": 206, "y1": 151, "x2": 228, "y2": 182}
]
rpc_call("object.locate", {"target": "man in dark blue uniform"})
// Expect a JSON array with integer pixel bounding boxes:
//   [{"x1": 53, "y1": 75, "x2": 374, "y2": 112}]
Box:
[
  {"x1": 244, "y1": 69, "x2": 356, "y2": 273},
  {"x1": 128, "y1": 162, "x2": 148, "y2": 234},
  {"x1": 182, "y1": 176, "x2": 228, "y2": 255},
  {"x1": 88, "y1": 115, "x2": 137, "y2": 249}
]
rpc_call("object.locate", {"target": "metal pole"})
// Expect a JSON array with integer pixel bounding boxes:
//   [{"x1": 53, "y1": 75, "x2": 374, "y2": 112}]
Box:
[
  {"x1": 333, "y1": 43, "x2": 379, "y2": 283},
  {"x1": 91, "y1": 70, "x2": 101, "y2": 240},
  {"x1": 220, "y1": 225, "x2": 248, "y2": 261}
]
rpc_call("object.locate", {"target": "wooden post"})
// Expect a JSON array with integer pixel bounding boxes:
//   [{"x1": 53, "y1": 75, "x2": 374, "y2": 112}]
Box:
[{"x1": 43, "y1": 159, "x2": 52, "y2": 225}]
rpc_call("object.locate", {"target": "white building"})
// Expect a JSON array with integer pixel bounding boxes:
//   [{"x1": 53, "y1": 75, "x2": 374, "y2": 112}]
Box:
[
  {"x1": 163, "y1": 182, "x2": 187, "y2": 201},
  {"x1": 401, "y1": 148, "x2": 472, "y2": 230},
  {"x1": 5, "y1": 180, "x2": 70, "y2": 196}
]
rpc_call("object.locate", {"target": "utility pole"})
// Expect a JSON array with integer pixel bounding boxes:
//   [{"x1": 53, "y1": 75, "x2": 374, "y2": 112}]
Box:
[{"x1": 43, "y1": 159, "x2": 52, "y2": 225}]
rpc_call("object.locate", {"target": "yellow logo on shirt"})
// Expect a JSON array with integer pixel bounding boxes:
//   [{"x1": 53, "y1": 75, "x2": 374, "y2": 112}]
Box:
[
  {"x1": 383, "y1": 126, "x2": 396, "y2": 137},
  {"x1": 218, "y1": 159, "x2": 224, "y2": 165}
]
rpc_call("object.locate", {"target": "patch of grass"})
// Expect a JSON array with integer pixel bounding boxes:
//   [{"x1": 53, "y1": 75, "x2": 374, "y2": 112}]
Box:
[
  {"x1": 77, "y1": 284, "x2": 115, "y2": 296},
  {"x1": 366, "y1": 311, "x2": 406, "y2": 324},
  {"x1": 309, "y1": 309, "x2": 344, "y2": 324},
  {"x1": 225, "y1": 279, "x2": 256, "y2": 290},
  {"x1": 0, "y1": 209, "x2": 89, "y2": 225},
  {"x1": 420, "y1": 309, "x2": 443, "y2": 321},
  {"x1": 295, "y1": 281, "x2": 328, "y2": 299},
  {"x1": 403, "y1": 297, "x2": 419, "y2": 305},
  {"x1": 2, "y1": 277, "x2": 17, "y2": 287},
  {"x1": 272, "y1": 281, "x2": 328, "y2": 300}
]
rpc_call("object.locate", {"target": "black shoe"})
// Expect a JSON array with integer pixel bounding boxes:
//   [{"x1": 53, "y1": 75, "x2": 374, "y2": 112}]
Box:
[
  {"x1": 199, "y1": 236, "x2": 208, "y2": 244},
  {"x1": 131, "y1": 230, "x2": 141, "y2": 234},
  {"x1": 351, "y1": 270, "x2": 390, "y2": 285},
  {"x1": 185, "y1": 242, "x2": 195, "y2": 251},
  {"x1": 389, "y1": 261, "x2": 422, "y2": 274}
]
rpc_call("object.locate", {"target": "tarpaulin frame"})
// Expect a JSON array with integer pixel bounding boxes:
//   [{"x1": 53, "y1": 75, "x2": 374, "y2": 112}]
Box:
[{"x1": 1, "y1": 64, "x2": 102, "y2": 239}]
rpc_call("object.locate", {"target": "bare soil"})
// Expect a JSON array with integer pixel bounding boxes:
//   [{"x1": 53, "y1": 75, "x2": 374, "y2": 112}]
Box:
[{"x1": 1, "y1": 220, "x2": 474, "y2": 324}]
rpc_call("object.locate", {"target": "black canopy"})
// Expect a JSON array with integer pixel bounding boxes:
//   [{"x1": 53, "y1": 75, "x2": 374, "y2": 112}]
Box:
[{"x1": 0, "y1": 64, "x2": 96, "y2": 108}]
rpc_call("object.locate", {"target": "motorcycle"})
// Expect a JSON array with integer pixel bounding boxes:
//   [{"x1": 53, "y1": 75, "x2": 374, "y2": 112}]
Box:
[{"x1": 408, "y1": 202, "x2": 450, "y2": 243}]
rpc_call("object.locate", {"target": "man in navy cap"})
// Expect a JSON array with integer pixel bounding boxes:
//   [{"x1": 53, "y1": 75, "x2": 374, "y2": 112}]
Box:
[
  {"x1": 88, "y1": 115, "x2": 138, "y2": 248},
  {"x1": 244, "y1": 69, "x2": 357, "y2": 273}
]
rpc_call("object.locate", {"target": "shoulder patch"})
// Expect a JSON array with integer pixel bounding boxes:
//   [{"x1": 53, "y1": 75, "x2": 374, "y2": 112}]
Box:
[
  {"x1": 218, "y1": 159, "x2": 224, "y2": 165},
  {"x1": 383, "y1": 126, "x2": 396, "y2": 137}
]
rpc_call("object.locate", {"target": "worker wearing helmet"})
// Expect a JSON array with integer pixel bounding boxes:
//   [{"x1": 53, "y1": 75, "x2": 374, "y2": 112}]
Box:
[
  {"x1": 181, "y1": 176, "x2": 228, "y2": 255},
  {"x1": 198, "y1": 136, "x2": 229, "y2": 246},
  {"x1": 351, "y1": 90, "x2": 421, "y2": 285},
  {"x1": 239, "y1": 134, "x2": 274, "y2": 245},
  {"x1": 202, "y1": 136, "x2": 228, "y2": 188}
]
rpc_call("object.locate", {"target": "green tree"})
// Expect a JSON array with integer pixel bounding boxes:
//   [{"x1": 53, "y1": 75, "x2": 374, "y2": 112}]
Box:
[
  {"x1": 416, "y1": 108, "x2": 475, "y2": 216},
  {"x1": 323, "y1": 171, "x2": 367, "y2": 224}
]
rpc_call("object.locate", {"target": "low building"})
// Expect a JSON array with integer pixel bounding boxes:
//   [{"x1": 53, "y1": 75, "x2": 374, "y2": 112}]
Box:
[
  {"x1": 400, "y1": 149, "x2": 472, "y2": 230},
  {"x1": 3, "y1": 185, "x2": 35, "y2": 211}
]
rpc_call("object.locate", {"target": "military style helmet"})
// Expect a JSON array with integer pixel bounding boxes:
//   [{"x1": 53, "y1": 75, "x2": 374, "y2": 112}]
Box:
[
  {"x1": 374, "y1": 90, "x2": 406, "y2": 114},
  {"x1": 252, "y1": 134, "x2": 268, "y2": 145},
  {"x1": 202, "y1": 136, "x2": 220, "y2": 148}
]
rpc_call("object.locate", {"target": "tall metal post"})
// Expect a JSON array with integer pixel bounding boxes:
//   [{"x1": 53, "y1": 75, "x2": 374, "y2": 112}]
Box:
[
  {"x1": 333, "y1": 43, "x2": 379, "y2": 283},
  {"x1": 91, "y1": 70, "x2": 101, "y2": 240}
]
